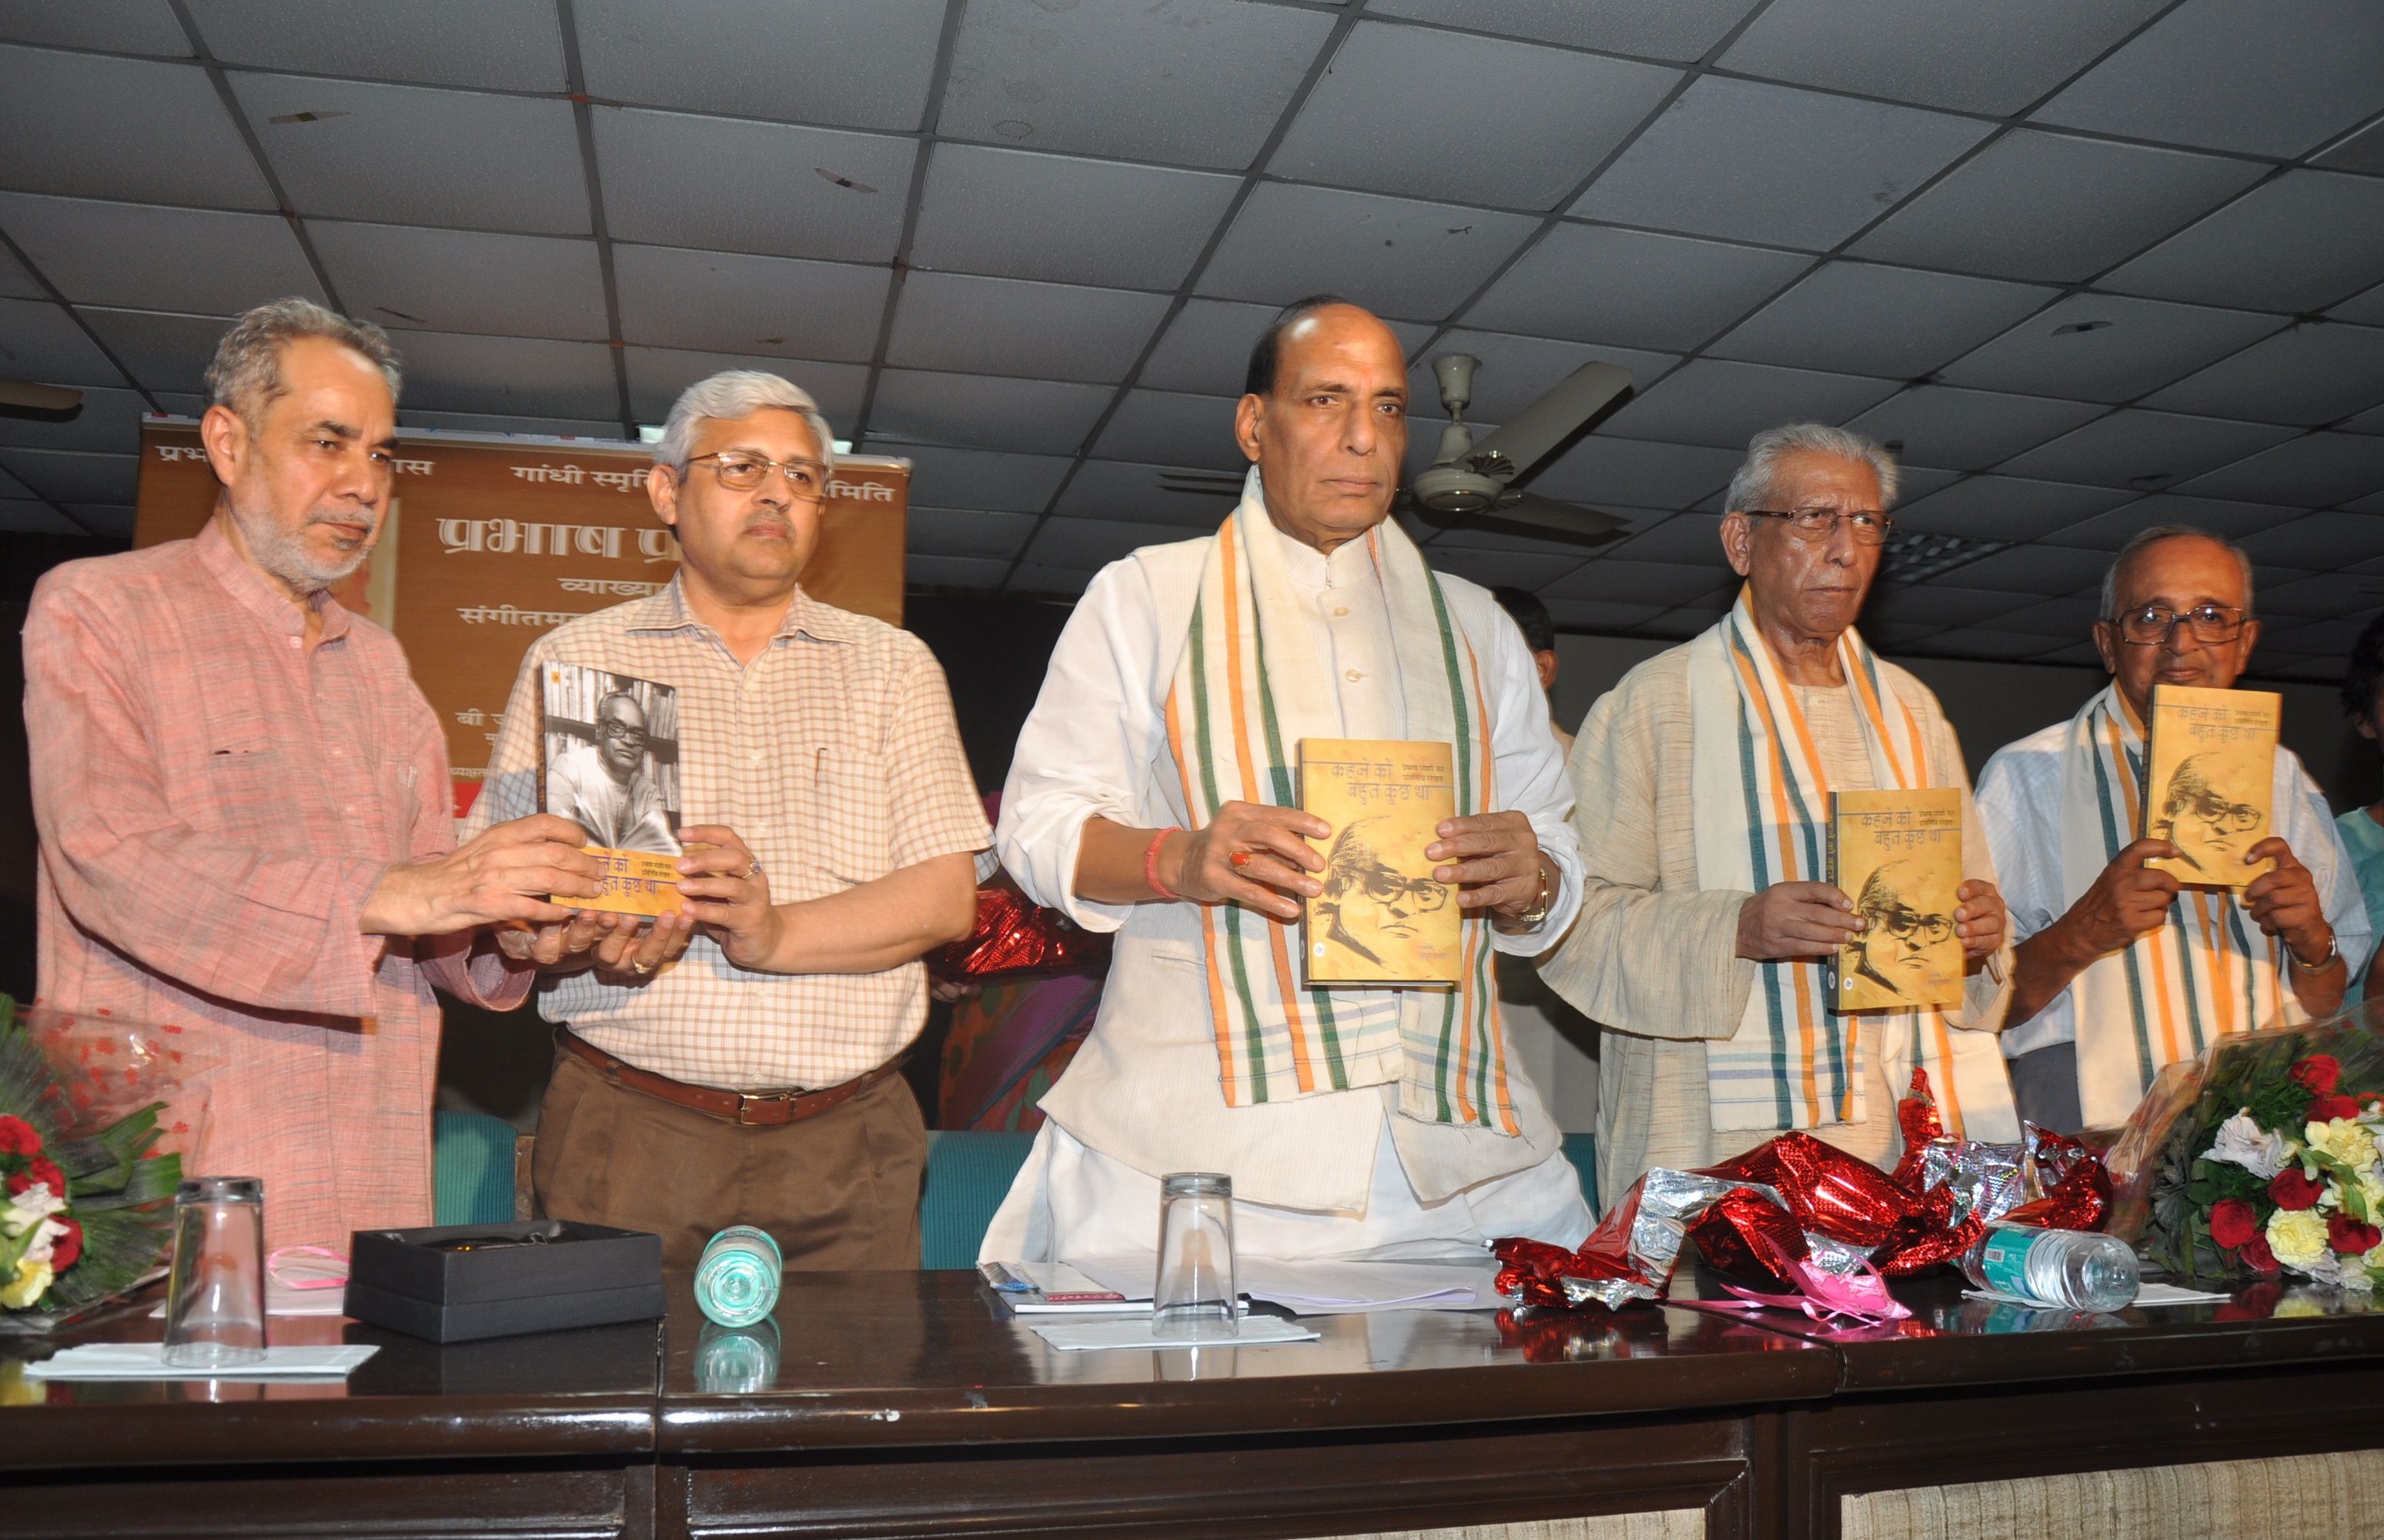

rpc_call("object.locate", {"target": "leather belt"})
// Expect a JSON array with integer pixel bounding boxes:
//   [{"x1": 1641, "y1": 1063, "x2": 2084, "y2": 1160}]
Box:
[{"x1": 557, "y1": 1029, "x2": 907, "y2": 1127}]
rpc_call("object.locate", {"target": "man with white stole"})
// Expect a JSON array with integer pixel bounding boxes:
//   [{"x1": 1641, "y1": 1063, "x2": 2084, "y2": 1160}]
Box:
[
  {"x1": 982, "y1": 297, "x2": 1592, "y2": 1263},
  {"x1": 1977, "y1": 525, "x2": 2369, "y2": 1134},
  {"x1": 1540, "y1": 424, "x2": 2017, "y2": 1218}
]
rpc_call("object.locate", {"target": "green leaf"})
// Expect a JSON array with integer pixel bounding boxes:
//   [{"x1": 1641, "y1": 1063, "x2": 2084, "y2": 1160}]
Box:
[{"x1": 71, "y1": 1151, "x2": 180, "y2": 1212}]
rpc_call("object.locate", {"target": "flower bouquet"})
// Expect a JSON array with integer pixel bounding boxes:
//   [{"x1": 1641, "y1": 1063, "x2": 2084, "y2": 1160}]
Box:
[
  {"x1": 2106, "y1": 1004, "x2": 2384, "y2": 1288},
  {"x1": 0, "y1": 998, "x2": 195, "y2": 1327}
]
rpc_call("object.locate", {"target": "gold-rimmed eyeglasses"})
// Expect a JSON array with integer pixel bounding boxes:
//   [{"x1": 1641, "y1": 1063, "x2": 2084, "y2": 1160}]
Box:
[
  {"x1": 685, "y1": 452, "x2": 828, "y2": 502},
  {"x1": 1738, "y1": 506, "x2": 1894, "y2": 546},
  {"x1": 2108, "y1": 603, "x2": 2248, "y2": 646}
]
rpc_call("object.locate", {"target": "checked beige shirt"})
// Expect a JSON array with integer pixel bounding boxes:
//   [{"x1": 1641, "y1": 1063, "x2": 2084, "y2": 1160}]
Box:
[{"x1": 469, "y1": 578, "x2": 990, "y2": 1091}]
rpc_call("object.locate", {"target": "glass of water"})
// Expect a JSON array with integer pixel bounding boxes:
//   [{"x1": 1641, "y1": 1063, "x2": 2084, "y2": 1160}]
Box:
[
  {"x1": 1153, "y1": 1172, "x2": 1236, "y2": 1340},
  {"x1": 162, "y1": 1177, "x2": 267, "y2": 1368}
]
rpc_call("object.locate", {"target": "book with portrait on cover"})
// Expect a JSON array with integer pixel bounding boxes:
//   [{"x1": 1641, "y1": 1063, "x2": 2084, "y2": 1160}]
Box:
[
  {"x1": 1826, "y1": 787, "x2": 1963, "y2": 1012},
  {"x1": 1297, "y1": 737, "x2": 1460, "y2": 987},
  {"x1": 538, "y1": 662, "x2": 684, "y2": 917},
  {"x1": 2142, "y1": 683, "x2": 2279, "y2": 887}
]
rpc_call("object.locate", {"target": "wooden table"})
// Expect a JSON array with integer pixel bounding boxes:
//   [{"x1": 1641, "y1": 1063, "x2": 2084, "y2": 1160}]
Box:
[{"x1": 8, "y1": 1268, "x2": 2384, "y2": 1539}]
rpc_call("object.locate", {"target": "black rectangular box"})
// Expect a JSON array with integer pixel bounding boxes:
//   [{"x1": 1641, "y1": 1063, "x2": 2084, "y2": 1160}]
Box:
[{"x1": 345, "y1": 1219, "x2": 665, "y2": 1343}]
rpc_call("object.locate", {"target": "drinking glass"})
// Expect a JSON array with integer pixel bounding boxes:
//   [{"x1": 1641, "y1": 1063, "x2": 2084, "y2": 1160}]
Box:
[
  {"x1": 162, "y1": 1176, "x2": 267, "y2": 1368},
  {"x1": 1153, "y1": 1172, "x2": 1236, "y2": 1340}
]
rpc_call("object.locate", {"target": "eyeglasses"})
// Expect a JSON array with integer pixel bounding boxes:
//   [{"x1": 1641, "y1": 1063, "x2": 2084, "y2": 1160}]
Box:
[
  {"x1": 2183, "y1": 792, "x2": 2261, "y2": 833},
  {"x1": 686, "y1": 452, "x2": 828, "y2": 502},
  {"x1": 1739, "y1": 507, "x2": 1894, "y2": 546},
  {"x1": 1872, "y1": 907, "x2": 1952, "y2": 944},
  {"x1": 599, "y1": 720, "x2": 645, "y2": 743},
  {"x1": 1352, "y1": 868, "x2": 1450, "y2": 911},
  {"x1": 2108, "y1": 603, "x2": 2248, "y2": 646}
]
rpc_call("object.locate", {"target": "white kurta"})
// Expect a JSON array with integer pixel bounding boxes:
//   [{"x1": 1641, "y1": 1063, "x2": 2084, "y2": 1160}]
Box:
[{"x1": 985, "y1": 516, "x2": 1592, "y2": 1262}]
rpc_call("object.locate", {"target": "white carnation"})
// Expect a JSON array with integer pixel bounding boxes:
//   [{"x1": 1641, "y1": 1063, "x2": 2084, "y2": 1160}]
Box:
[
  {"x1": 0, "y1": 1184, "x2": 65, "y2": 1238},
  {"x1": 19, "y1": 1215, "x2": 66, "y2": 1268},
  {"x1": 2205, "y1": 1111, "x2": 2289, "y2": 1180}
]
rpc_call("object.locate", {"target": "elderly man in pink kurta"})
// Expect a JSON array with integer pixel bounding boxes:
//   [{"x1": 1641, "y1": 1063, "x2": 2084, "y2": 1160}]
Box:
[{"x1": 24, "y1": 299, "x2": 678, "y2": 1249}]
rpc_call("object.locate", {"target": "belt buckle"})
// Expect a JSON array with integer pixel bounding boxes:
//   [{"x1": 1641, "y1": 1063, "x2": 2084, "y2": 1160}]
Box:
[{"x1": 735, "y1": 1090, "x2": 797, "y2": 1125}]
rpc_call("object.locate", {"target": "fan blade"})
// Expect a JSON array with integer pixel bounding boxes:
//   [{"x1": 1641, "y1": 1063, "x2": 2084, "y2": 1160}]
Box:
[
  {"x1": 1470, "y1": 361, "x2": 1633, "y2": 481},
  {"x1": 0, "y1": 379, "x2": 83, "y2": 412},
  {"x1": 1479, "y1": 492, "x2": 1630, "y2": 543}
]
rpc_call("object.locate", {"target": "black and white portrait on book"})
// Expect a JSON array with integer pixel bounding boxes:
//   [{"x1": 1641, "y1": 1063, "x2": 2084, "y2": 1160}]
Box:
[{"x1": 541, "y1": 663, "x2": 681, "y2": 856}]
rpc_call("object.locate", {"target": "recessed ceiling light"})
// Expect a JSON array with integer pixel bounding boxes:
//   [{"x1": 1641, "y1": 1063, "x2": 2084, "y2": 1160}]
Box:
[
  {"x1": 2052, "y1": 320, "x2": 2114, "y2": 336},
  {"x1": 813, "y1": 167, "x2": 878, "y2": 193}
]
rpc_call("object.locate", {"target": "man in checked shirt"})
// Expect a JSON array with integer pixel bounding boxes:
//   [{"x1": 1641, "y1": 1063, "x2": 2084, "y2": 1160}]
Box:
[{"x1": 471, "y1": 370, "x2": 988, "y2": 1269}]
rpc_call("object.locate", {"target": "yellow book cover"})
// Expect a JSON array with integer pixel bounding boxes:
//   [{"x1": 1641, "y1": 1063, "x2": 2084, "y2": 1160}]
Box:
[
  {"x1": 1827, "y1": 787, "x2": 1964, "y2": 1012},
  {"x1": 2142, "y1": 683, "x2": 2279, "y2": 887},
  {"x1": 1298, "y1": 738, "x2": 1461, "y2": 987},
  {"x1": 539, "y1": 662, "x2": 685, "y2": 917}
]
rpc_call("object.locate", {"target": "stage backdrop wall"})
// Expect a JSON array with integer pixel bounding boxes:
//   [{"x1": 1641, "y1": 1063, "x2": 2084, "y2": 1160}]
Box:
[{"x1": 133, "y1": 419, "x2": 908, "y2": 813}]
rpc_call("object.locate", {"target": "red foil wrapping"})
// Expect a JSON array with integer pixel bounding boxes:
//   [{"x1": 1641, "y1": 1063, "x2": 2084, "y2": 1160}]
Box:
[
  {"x1": 928, "y1": 881, "x2": 1112, "y2": 980},
  {"x1": 1999, "y1": 1124, "x2": 2111, "y2": 1231},
  {"x1": 1685, "y1": 1186, "x2": 1811, "y2": 1291},
  {"x1": 1703, "y1": 1131, "x2": 1922, "y2": 1252}
]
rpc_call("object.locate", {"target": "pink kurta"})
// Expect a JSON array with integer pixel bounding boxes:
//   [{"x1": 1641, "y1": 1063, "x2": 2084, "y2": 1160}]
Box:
[{"x1": 24, "y1": 518, "x2": 531, "y2": 1249}]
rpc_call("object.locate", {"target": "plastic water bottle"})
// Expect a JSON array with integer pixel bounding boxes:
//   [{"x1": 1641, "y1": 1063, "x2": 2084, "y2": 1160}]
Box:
[
  {"x1": 1961, "y1": 1222, "x2": 2139, "y2": 1311},
  {"x1": 694, "y1": 1224, "x2": 782, "y2": 1328}
]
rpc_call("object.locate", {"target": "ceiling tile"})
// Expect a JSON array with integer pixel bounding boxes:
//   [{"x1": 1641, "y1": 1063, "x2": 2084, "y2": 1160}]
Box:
[
  {"x1": 1924, "y1": 628, "x2": 2076, "y2": 660},
  {"x1": 0, "y1": 383, "x2": 155, "y2": 453},
  {"x1": 1847, "y1": 386, "x2": 2105, "y2": 472},
  {"x1": 1545, "y1": 557, "x2": 1731, "y2": 606},
  {"x1": 2262, "y1": 656, "x2": 2352, "y2": 683},
  {"x1": 1932, "y1": 543, "x2": 2112, "y2": 594},
  {"x1": 939, "y1": 0, "x2": 1334, "y2": 170},
  {"x1": 2337, "y1": 285, "x2": 2384, "y2": 326},
  {"x1": 1717, "y1": 0, "x2": 2165, "y2": 115},
  {"x1": 65, "y1": 504, "x2": 134, "y2": 536},
  {"x1": 0, "y1": 1, "x2": 189, "y2": 55},
  {"x1": 1272, "y1": 22, "x2": 1677, "y2": 209},
  {"x1": 383, "y1": 330, "x2": 618, "y2": 419},
  {"x1": 0, "y1": 193, "x2": 323, "y2": 313},
  {"x1": 1089, "y1": 391, "x2": 1243, "y2": 473},
  {"x1": 0, "y1": 244, "x2": 42, "y2": 301},
  {"x1": 2263, "y1": 616, "x2": 2371, "y2": 653},
  {"x1": 1142, "y1": 301, "x2": 1433, "y2": 398},
  {"x1": 1430, "y1": 546, "x2": 1593, "y2": 592},
  {"x1": 1600, "y1": 511, "x2": 1727, "y2": 563},
  {"x1": 186, "y1": 0, "x2": 567, "y2": 91},
  {"x1": 1936, "y1": 292, "x2": 2285, "y2": 403},
  {"x1": 907, "y1": 554, "x2": 1011, "y2": 590},
  {"x1": 1466, "y1": 223, "x2": 1808, "y2": 351},
  {"x1": 2102, "y1": 171, "x2": 2384, "y2": 315},
  {"x1": 230, "y1": 74, "x2": 588, "y2": 235},
  {"x1": 1006, "y1": 563, "x2": 1093, "y2": 596},
  {"x1": 1600, "y1": 359, "x2": 1899, "y2": 449},
  {"x1": 885, "y1": 272, "x2": 1168, "y2": 384},
  {"x1": 2143, "y1": 322, "x2": 2384, "y2": 428},
  {"x1": 1849, "y1": 129, "x2": 2265, "y2": 284},
  {"x1": 1407, "y1": 331, "x2": 1681, "y2": 424},
  {"x1": 76, "y1": 306, "x2": 228, "y2": 395},
  {"x1": 1049, "y1": 459, "x2": 1241, "y2": 529},
  {"x1": 0, "y1": 297, "x2": 125, "y2": 389},
  {"x1": 0, "y1": 500, "x2": 85, "y2": 536},
  {"x1": 911, "y1": 145, "x2": 1237, "y2": 291},
  {"x1": 396, "y1": 408, "x2": 621, "y2": 438},
  {"x1": 2238, "y1": 511, "x2": 2384, "y2": 570},
  {"x1": 2317, "y1": 119, "x2": 2384, "y2": 176},
  {"x1": 620, "y1": 347, "x2": 868, "y2": 429},
  {"x1": 575, "y1": 0, "x2": 945, "y2": 132},
  {"x1": 0, "y1": 448, "x2": 138, "y2": 503},
  {"x1": 1574, "y1": 75, "x2": 1989, "y2": 251},
  {"x1": 1197, "y1": 183, "x2": 1540, "y2": 321},
  {"x1": 592, "y1": 109, "x2": 912, "y2": 264},
  {"x1": 1544, "y1": 598, "x2": 1671, "y2": 631},
  {"x1": 2258, "y1": 573, "x2": 2384, "y2": 620},
  {"x1": 611, "y1": 244, "x2": 888, "y2": 362},
  {"x1": 2349, "y1": 493, "x2": 2384, "y2": 516},
  {"x1": 2034, "y1": 640, "x2": 2105, "y2": 666},
  {"x1": 1891, "y1": 476, "x2": 2132, "y2": 540},
  {"x1": 1524, "y1": 435, "x2": 1744, "y2": 507},
  {"x1": 2178, "y1": 432, "x2": 2384, "y2": 507},
  {"x1": 1860, "y1": 583, "x2": 2020, "y2": 627},
  {"x1": 0, "y1": 47, "x2": 270, "y2": 209},
  {"x1": 2034, "y1": 0, "x2": 2384, "y2": 159},
  {"x1": 906, "y1": 507, "x2": 1040, "y2": 562},
  {"x1": 1423, "y1": 519, "x2": 1665, "y2": 557},
  {"x1": 1709, "y1": 261, "x2": 2058, "y2": 379},
  {"x1": 2041, "y1": 491, "x2": 2311, "y2": 550},
  {"x1": 307, "y1": 222, "x2": 607, "y2": 341},
  {"x1": 1998, "y1": 409, "x2": 2295, "y2": 488},
  {"x1": 1024, "y1": 516, "x2": 1191, "y2": 572},
  {"x1": 896, "y1": 445, "x2": 1072, "y2": 514},
  {"x1": 866, "y1": 369, "x2": 1112, "y2": 456},
  {"x1": 1364, "y1": 0, "x2": 1762, "y2": 62},
  {"x1": 2346, "y1": 403, "x2": 2384, "y2": 437}
]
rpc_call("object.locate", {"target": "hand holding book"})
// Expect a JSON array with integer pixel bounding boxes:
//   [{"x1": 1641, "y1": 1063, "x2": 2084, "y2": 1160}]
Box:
[{"x1": 2242, "y1": 837, "x2": 2336, "y2": 970}]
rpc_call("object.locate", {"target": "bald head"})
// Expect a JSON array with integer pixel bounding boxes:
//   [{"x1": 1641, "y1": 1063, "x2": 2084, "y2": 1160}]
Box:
[{"x1": 1234, "y1": 299, "x2": 1409, "y2": 554}]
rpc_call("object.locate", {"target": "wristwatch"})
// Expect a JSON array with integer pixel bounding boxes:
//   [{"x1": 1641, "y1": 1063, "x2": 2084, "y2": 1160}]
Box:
[
  {"x1": 2291, "y1": 930, "x2": 2340, "y2": 974},
  {"x1": 1513, "y1": 864, "x2": 1555, "y2": 927}
]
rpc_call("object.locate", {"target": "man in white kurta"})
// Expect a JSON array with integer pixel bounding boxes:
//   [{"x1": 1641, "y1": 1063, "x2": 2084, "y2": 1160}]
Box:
[
  {"x1": 983, "y1": 300, "x2": 1591, "y2": 1263},
  {"x1": 1540, "y1": 425, "x2": 2016, "y2": 1217},
  {"x1": 1978, "y1": 526, "x2": 2369, "y2": 1131}
]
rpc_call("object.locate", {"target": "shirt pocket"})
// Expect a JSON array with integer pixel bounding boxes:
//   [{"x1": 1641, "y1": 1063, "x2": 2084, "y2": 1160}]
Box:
[
  {"x1": 196, "y1": 740, "x2": 296, "y2": 846},
  {"x1": 797, "y1": 745, "x2": 893, "y2": 888}
]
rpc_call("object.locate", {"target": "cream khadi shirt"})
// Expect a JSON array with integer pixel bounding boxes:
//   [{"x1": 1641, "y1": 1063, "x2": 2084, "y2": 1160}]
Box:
[
  {"x1": 1541, "y1": 644, "x2": 2012, "y2": 1216},
  {"x1": 998, "y1": 518, "x2": 1584, "y2": 1217}
]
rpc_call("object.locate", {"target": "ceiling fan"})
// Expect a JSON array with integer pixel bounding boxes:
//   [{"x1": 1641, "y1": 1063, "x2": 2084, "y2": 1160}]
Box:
[
  {"x1": 1158, "y1": 354, "x2": 1637, "y2": 545},
  {"x1": 0, "y1": 378, "x2": 83, "y2": 411}
]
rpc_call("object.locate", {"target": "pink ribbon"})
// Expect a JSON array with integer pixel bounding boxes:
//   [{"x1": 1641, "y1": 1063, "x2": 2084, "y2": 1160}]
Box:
[
  {"x1": 1677, "y1": 1257, "x2": 1911, "y2": 1328},
  {"x1": 266, "y1": 1244, "x2": 349, "y2": 1291}
]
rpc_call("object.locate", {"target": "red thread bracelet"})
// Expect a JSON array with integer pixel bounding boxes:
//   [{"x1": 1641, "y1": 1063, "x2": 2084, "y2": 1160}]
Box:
[{"x1": 1144, "y1": 827, "x2": 1182, "y2": 900}]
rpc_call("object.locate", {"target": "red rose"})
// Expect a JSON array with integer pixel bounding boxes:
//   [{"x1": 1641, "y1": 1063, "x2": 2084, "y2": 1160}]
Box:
[
  {"x1": 2307, "y1": 1094, "x2": 2363, "y2": 1124},
  {"x1": 2290, "y1": 1056, "x2": 2344, "y2": 1096},
  {"x1": 2331, "y1": 1213, "x2": 2382, "y2": 1257},
  {"x1": 2241, "y1": 1234, "x2": 2281, "y2": 1273},
  {"x1": 49, "y1": 1216, "x2": 80, "y2": 1271},
  {"x1": 0, "y1": 1115, "x2": 38, "y2": 1157},
  {"x1": 2271, "y1": 1168, "x2": 2327, "y2": 1211},
  {"x1": 2209, "y1": 1198, "x2": 2260, "y2": 1250},
  {"x1": 5, "y1": 1157, "x2": 66, "y2": 1199}
]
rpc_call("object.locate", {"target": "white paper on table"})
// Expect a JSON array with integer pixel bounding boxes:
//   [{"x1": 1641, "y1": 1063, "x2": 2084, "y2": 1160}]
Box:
[
  {"x1": 2131, "y1": 1282, "x2": 2232, "y2": 1306},
  {"x1": 26, "y1": 1343, "x2": 379, "y2": 1380},
  {"x1": 1028, "y1": 1316, "x2": 1318, "y2": 1352},
  {"x1": 1068, "y1": 1254, "x2": 1496, "y2": 1316},
  {"x1": 148, "y1": 1278, "x2": 346, "y2": 1319}
]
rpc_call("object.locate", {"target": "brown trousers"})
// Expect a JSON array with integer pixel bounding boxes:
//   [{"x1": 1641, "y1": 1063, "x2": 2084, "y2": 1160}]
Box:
[{"x1": 532, "y1": 1045, "x2": 927, "y2": 1271}]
